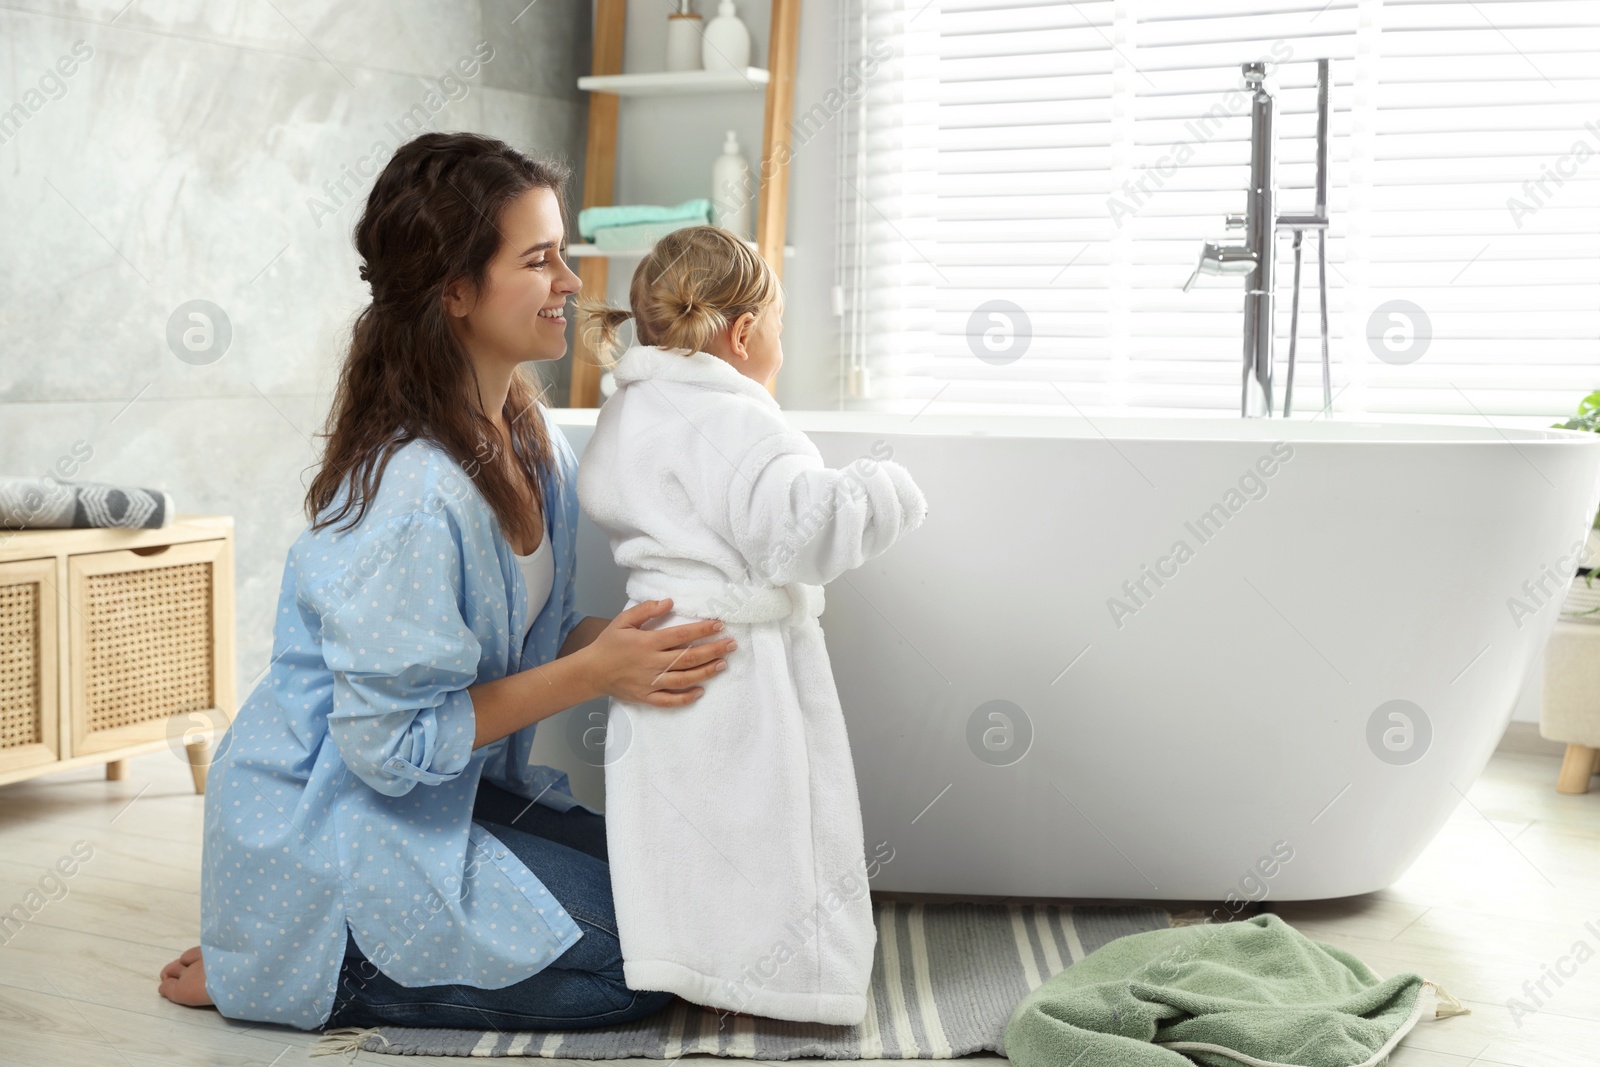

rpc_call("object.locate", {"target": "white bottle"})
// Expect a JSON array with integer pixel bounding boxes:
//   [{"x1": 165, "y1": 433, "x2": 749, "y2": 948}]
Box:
[
  {"x1": 702, "y1": 0, "x2": 751, "y2": 74},
  {"x1": 665, "y1": 0, "x2": 703, "y2": 72},
  {"x1": 711, "y1": 130, "x2": 753, "y2": 238}
]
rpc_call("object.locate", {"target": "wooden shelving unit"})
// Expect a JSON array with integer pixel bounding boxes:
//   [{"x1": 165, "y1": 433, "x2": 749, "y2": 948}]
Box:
[{"x1": 568, "y1": 0, "x2": 801, "y2": 407}]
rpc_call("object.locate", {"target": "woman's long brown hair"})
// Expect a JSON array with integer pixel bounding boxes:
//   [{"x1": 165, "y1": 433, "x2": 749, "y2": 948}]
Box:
[{"x1": 306, "y1": 132, "x2": 570, "y2": 551}]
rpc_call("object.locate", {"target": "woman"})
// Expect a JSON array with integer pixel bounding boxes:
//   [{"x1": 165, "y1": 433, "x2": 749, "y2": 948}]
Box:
[{"x1": 156, "y1": 132, "x2": 740, "y2": 1032}]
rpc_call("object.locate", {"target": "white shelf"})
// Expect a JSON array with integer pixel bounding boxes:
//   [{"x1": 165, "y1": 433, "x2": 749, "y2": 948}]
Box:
[
  {"x1": 568, "y1": 242, "x2": 794, "y2": 259},
  {"x1": 577, "y1": 68, "x2": 769, "y2": 96}
]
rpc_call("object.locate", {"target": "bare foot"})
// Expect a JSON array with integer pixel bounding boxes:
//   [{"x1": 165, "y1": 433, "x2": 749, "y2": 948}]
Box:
[{"x1": 159, "y1": 945, "x2": 215, "y2": 1008}]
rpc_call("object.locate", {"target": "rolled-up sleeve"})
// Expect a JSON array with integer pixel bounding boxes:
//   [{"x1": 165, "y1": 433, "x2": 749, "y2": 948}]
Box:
[
  {"x1": 313, "y1": 512, "x2": 483, "y2": 797},
  {"x1": 551, "y1": 423, "x2": 584, "y2": 650},
  {"x1": 560, "y1": 538, "x2": 581, "y2": 648}
]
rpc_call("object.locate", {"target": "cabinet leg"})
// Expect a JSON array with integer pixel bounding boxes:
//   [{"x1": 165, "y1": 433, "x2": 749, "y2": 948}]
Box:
[
  {"x1": 184, "y1": 739, "x2": 211, "y2": 795},
  {"x1": 105, "y1": 760, "x2": 126, "y2": 781},
  {"x1": 1557, "y1": 743, "x2": 1596, "y2": 795}
]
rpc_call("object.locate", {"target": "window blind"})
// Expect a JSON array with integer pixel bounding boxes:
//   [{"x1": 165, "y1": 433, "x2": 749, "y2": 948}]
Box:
[{"x1": 835, "y1": 0, "x2": 1600, "y2": 427}]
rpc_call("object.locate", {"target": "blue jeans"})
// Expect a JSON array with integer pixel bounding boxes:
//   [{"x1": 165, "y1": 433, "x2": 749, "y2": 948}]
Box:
[{"x1": 324, "y1": 778, "x2": 677, "y2": 1031}]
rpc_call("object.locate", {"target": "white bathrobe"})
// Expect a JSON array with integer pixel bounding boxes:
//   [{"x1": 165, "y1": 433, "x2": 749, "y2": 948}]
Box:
[{"x1": 576, "y1": 344, "x2": 928, "y2": 1026}]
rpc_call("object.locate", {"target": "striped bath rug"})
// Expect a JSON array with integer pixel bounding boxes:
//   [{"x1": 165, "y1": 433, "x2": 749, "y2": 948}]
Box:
[{"x1": 313, "y1": 897, "x2": 1171, "y2": 1058}]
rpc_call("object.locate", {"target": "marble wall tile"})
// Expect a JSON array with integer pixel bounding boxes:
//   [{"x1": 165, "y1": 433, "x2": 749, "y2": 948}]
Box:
[
  {"x1": 480, "y1": 0, "x2": 591, "y2": 102},
  {"x1": 3, "y1": 0, "x2": 491, "y2": 79},
  {"x1": 0, "y1": 395, "x2": 321, "y2": 684},
  {"x1": 1, "y1": 0, "x2": 592, "y2": 693}
]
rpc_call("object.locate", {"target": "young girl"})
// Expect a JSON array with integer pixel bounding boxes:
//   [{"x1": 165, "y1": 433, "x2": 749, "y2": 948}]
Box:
[
  {"x1": 575, "y1": 226, "x2": 930, "y2": 1026},
  {"x1": 156, "y1": 133, "x2": 738, "y2": 1033}
]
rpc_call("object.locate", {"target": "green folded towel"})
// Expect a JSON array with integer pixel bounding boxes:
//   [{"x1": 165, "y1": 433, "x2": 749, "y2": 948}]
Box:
[
  {"x1": 1004, "y1": 913, "x2": 1464, "y2": 1067},
  {"x1": 577, "y1": 198, "x2": 713, "y2": 240},
  {"x1": 590, "y1": 219, "x2": 707, "y2": 251}
]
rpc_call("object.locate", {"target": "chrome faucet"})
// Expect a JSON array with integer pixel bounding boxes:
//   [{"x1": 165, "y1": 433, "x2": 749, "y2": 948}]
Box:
[{"x1": 1185, "y1": 59, "x2": 1332, "y2": 417}]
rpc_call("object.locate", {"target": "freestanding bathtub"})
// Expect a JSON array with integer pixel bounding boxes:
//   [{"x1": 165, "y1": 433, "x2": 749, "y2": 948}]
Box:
[{"x1": 542, "y1": 408, "x2": 1600, "y2": 902}]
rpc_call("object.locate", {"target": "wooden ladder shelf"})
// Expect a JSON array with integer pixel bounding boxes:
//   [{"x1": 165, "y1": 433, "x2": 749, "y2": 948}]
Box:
[{"x1": 568, "y1": 0, "x2": 801, "y2": 407}]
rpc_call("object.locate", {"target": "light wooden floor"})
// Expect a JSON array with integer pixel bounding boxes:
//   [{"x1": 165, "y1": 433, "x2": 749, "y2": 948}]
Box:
[{"x1": 1, "y1": 744, "x2": 1596, "y2": 1066}]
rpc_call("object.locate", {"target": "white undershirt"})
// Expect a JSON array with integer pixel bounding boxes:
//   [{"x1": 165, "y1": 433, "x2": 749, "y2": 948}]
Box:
[{"x1": 515, "y1": 522, "x2": 554, "y2": 642}]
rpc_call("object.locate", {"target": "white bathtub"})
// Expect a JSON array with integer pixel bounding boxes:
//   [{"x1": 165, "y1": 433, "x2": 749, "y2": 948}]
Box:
[{"x1": 549, "y1": 408, "x2": 1600, "y2": 902}]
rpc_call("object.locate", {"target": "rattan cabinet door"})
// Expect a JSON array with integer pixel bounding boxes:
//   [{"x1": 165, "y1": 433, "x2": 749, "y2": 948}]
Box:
[
  {"x1": 67, "y1": 541, "x2": 232, "y2": 758},
  {"x1": 0, "y1": 558, "x2": 61, "y2": 775}
]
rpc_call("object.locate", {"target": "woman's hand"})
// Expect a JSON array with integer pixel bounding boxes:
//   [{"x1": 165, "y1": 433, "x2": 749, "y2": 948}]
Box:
[
  {"x1": 468, "y1": 601, "x2": 729, "y2": 745},
  {"x1": 583, "y1": 598, "x2": 737, "y2": 706}
]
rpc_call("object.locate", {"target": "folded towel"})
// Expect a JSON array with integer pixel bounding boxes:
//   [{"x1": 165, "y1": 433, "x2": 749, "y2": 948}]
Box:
[
  {"x1": 577, "y1": 198, "x2": 712, "y2": 240},
  {"x1": 1004, "y1": 912, "x2": 1465, "y2": 1067},
  {"x1": 591, "y1": 219, "x2": 709, "y2": 251},
  {"x1": 576, "y1": 344, "x2": 930, "y2": 1026},
  {"x1": 0, "y1": 476, "x2": 174, "y2": 530}
]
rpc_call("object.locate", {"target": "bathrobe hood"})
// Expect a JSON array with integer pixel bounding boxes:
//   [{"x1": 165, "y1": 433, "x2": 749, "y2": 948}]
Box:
[{"x1": 608, "y1": 344, "x2": 781, "y2": 411}]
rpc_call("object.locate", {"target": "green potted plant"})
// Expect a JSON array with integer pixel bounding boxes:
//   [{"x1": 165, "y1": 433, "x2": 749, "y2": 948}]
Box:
[{"x1": 1552, "y1": 391, "x2": 1600, "y2": 618}]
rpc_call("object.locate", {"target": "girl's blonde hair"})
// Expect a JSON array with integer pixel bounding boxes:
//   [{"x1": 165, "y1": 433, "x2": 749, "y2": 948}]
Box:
[{"x1": 577, "y1": 224, "x2": 783, "y2": 365}]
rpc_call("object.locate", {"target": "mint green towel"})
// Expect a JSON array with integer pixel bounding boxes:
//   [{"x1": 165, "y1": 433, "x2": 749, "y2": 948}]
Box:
[
  {"x1": 1004, "y1": 913, "x2": 1463, "y2": 1067},
  {"x1": 577, "y1": 198, "x2": 712, "y2": 240},
  {"x1": 591, "y1": 219, "x2": 707, "y2": 251}
]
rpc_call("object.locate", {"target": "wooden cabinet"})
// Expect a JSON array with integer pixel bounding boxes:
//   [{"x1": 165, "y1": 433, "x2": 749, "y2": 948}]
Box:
[{"x1": 0, "y1": 516, "x2": 235, "y2": 794}]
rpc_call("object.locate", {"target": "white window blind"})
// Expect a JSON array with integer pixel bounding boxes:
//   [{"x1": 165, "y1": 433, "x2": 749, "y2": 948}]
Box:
[{"x1": 835, "y1": 0, "x2": 1600, "y2": 426}]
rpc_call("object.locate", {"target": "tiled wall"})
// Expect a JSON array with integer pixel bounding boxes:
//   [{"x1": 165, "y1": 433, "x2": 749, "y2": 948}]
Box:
[{"x1": 0, "y1": 0, "x2": 592, "y2": 697}]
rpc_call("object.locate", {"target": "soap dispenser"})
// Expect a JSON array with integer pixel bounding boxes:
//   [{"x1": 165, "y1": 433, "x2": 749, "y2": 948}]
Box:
[
  {"x1": 702, "y1": 0, "x2": 752, "y2": 74},
  {"x1": 665, "y1": 0, "x2": 703, "y2": 72},
  {"x1": 711, "y1": 130, "x2": 753, "y2": 238}
]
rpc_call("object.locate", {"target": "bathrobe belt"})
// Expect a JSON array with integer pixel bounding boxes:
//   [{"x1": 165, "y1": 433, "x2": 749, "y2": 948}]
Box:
[{"x1": 626, "y1": 571, "x2": 825, "y2": 626}]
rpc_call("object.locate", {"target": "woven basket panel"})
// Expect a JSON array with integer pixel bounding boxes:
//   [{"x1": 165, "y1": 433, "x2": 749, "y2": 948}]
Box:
[
  {"x1": 84, "y1": 561, "x2": 213, "y2": 732},
  {"x1": 0, "y1": 580, "x2": 43, "y2": 750}
]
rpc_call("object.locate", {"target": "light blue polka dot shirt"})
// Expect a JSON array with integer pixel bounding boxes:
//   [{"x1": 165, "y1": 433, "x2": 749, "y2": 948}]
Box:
[{"x1": 199, "y1": 408, "x2": 600, "y2": 1031}]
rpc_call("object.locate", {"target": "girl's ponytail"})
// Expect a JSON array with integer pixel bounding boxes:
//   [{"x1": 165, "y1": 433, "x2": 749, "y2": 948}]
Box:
[{"x1": 576, "y1": 299, "x2": 635, "y2": 365}]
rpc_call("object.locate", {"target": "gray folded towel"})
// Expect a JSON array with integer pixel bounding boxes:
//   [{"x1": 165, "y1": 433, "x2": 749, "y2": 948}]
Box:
[{"x1": 0, "y1": 476, "x2": 174, "y2": 530}]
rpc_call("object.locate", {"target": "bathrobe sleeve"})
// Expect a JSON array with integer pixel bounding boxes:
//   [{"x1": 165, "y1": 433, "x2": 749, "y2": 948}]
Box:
[
  {"x1": 312, "y1": 511, "x2": 482, "y2": 798},
  {"x1": 723, "y1": 426, "x2": 929, "y2": 587}
]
